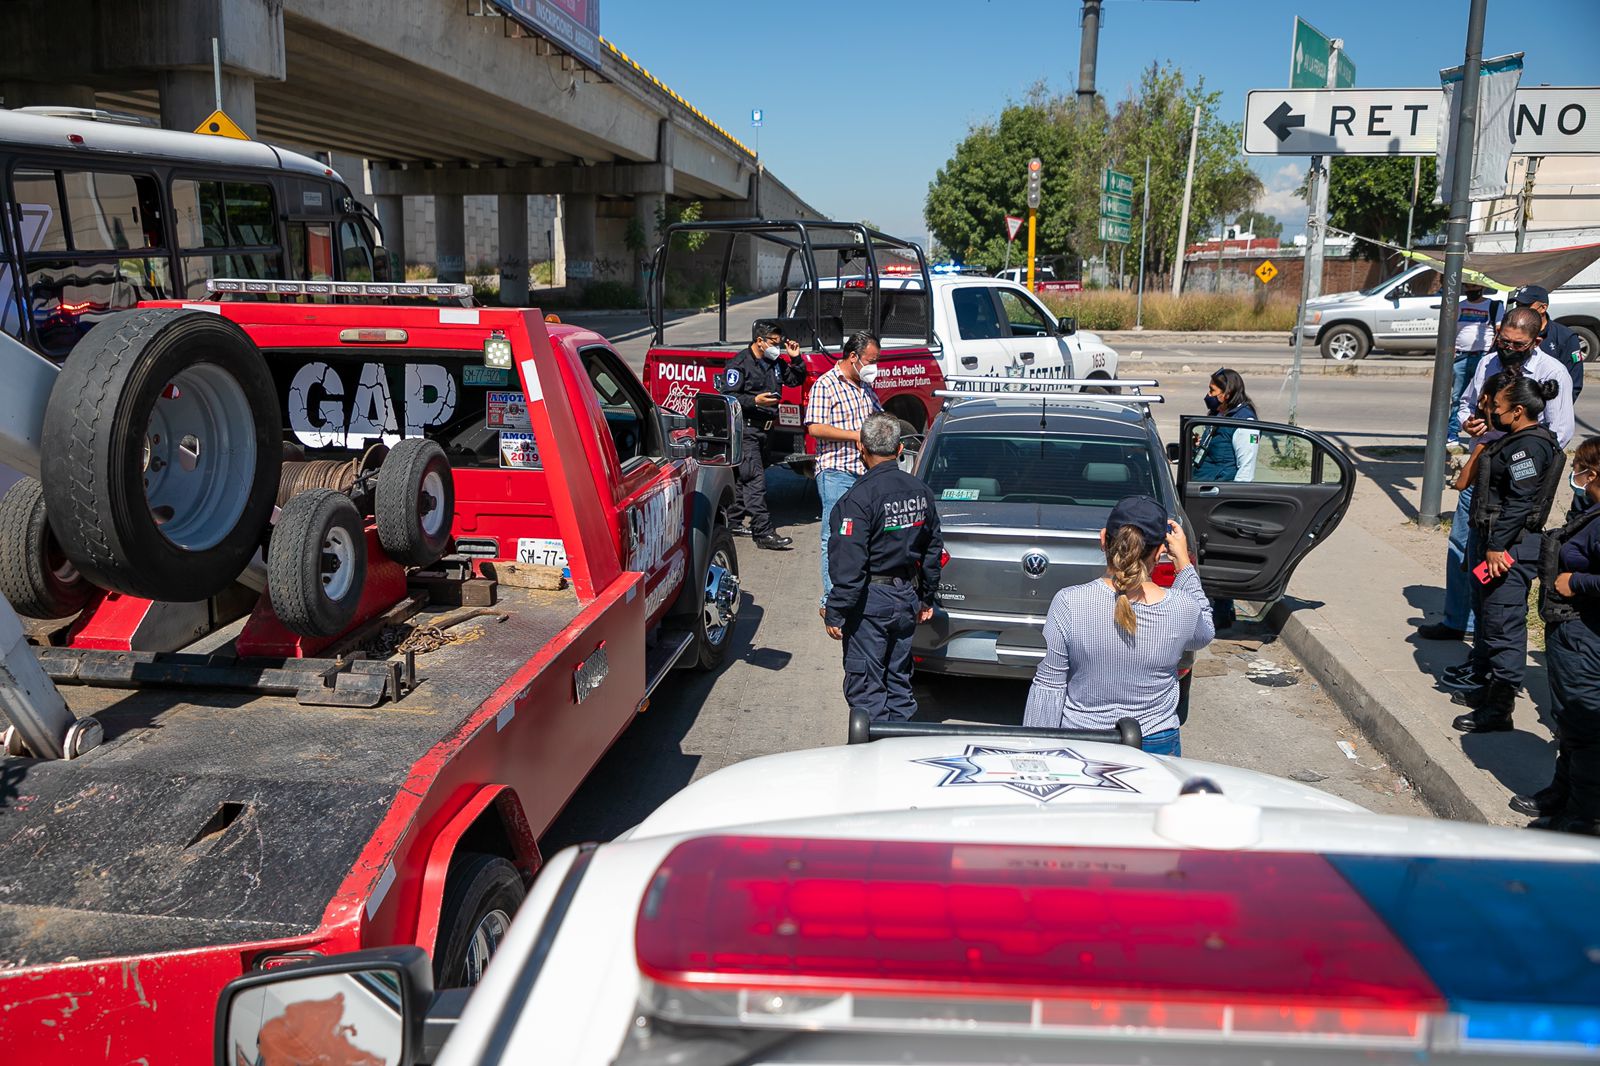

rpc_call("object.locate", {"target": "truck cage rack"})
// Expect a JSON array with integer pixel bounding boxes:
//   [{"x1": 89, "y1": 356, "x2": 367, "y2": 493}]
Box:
[{"x1": 935, "y1": 377, "x2": 1163, "y2": 409}]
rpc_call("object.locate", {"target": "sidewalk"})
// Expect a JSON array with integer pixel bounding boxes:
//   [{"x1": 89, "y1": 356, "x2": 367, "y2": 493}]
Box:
[{"x1": 1267, "y1": 469, "x2": 1555, "y2": 825}]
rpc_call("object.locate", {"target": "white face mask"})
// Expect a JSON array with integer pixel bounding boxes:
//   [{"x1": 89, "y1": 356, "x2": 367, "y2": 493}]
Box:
[
  {"x1": 857, "y1": 363, "x2": 880, "y2": 386},
  {"x1": 1575, "y1": 470, "x2": 1596, "y2": 495}
]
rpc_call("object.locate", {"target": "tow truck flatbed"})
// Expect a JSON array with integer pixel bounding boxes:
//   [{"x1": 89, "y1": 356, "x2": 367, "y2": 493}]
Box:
[{"x1": 0, "y1": 583, "x2": 586, "y2": 970}]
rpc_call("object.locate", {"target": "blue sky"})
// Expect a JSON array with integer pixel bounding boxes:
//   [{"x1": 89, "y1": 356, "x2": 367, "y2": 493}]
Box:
[{"x1": 601, "y1": 0, "x2": 1598, "y2": 242}]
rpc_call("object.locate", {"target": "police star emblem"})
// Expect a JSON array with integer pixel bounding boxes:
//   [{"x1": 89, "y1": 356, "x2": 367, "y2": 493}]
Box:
[{"x1": 913, "y1": 745, "x2": 1143, "y2": 801}]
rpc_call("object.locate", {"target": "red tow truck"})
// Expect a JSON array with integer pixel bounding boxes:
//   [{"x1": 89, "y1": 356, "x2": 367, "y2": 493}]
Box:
[
  {"x1": 643, "y1": 221, "x2": 948, "y2": 471},
  {"x1": 0, "y1": 283, "x2": 742, "y2": 1063}
]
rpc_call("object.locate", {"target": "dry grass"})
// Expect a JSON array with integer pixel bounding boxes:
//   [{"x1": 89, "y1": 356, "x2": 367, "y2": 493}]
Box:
[{"x1": 1042, "y1": 291, "x2": 1300, "y2": 332}]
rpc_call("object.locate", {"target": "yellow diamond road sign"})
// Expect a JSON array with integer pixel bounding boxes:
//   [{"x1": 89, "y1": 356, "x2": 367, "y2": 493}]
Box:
[
  {"x1": 194, "y1": 109, "x2": 249, "y2": 140},
  {"x1": 1255, "y1": 260, "x2": 1279, "y2": 284}
]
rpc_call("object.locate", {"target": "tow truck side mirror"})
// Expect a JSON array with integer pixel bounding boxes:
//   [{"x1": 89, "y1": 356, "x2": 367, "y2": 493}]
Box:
[
  {"x1": 215, "y1": 946, "x2": 434, "y2": 1066},
  {"x1": 693, "y1": 392, "x2": 743, "y2": 466},
  {"x1": 659, "y1": 409, "x2": 694, "y2": 459},
  {"x1": 1055, "y1": 314, "x2": 1077, "y2": 337}
]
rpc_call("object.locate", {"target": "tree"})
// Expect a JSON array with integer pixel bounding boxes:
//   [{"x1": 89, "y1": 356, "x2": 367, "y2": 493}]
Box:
[
  {"x1": 1301, "y1": 157, "x2": 1446, "y2": 260},
  {"x1": 1233, "y1": 210, "x2": 1283, "y2": 239}
]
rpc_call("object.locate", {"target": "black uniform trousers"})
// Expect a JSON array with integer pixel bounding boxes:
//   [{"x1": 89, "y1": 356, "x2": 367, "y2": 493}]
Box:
[
  {"x1": 1547, "y1": 617, "x2": 1600, "y2": 820},
  {"x1": 842, "y1": 579, "x2": 920, "y2": 722},
  {"x1": 1469, "y1": 530, "x2": 1539, "y2": 688},
  {"x1": 729, "y1": 427, "x2": 773, "y2": 536}
]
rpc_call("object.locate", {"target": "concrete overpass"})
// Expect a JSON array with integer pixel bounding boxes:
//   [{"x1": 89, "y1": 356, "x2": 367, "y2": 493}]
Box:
[{"x1": 0, "y1": 0, "x2": 825, "y2": 300}]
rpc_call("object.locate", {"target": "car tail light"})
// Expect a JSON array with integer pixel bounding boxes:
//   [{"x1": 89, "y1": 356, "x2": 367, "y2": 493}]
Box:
[
  {"x1": 939, "y1": 549, "x2": 950, "y2": 568},
  {"x1": 339, "y1": 327, "x2": 409, "y2": 344},
  {"x1": 635, "y1": 836, "x2": 1443, "y2": 1044}
]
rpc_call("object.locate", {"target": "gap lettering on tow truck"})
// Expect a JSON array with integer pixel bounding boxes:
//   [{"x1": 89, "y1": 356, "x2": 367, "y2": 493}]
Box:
[
  {"x1": 286, "y1": 361, "x2": 457, "y2": 447},
  {"x1": 627, "y1": 480, "x2": 686, "y2": 573},
  {"x1": 914, "y1": 744, "x2": 1144, "y2": 801}
]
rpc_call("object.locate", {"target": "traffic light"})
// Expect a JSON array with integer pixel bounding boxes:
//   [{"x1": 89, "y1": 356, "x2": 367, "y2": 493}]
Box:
[{"x1": 1026, "y1": 157, "x2": 1042, "y2": 209}]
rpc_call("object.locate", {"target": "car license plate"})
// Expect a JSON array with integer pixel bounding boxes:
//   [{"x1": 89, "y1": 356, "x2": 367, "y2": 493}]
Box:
[
  {"x1": 777, "y1": 402, "x2": 802, "y2": 427},
  {"x1": 516, "y1": 537, "x2": 567, "y2": 569}
]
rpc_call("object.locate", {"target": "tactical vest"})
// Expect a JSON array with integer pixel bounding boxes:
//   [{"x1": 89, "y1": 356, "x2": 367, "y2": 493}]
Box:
[
  {"x1": 1470, "y1": 425, "x2": 1566, "y2": 542},
  {"x1": 1539, "y1": 506, "x2": 1600, "y2": 626}
]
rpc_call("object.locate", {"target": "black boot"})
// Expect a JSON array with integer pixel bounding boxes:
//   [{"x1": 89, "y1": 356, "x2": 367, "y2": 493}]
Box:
[
  {"x1": 1548, "y1": 814, "x2": 1600, "y2": 836},
  {"x1": 1548, "y1": 748, "x2": 1600, "y2": 836},
  {"x1": 1450, "y1": 685, "x2": 1489, "y2": 708},
  {"x1": 1452, "y1": 680, "x2": 1515, "y2": 733},
  {"x1": 1510, "y1": 783, "x2": 1566, "y2": 818}
]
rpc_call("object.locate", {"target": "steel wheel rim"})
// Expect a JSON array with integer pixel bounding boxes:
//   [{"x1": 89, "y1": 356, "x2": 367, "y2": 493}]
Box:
[
  {"x1": 703, "y1": 548, "x2": 739, "y2": 646},
  {"x1": 463, "y1": 908, "x2": 512, "y2": 985},
  {"x1": 1327, "y1": 332, "x2": 1358, "y2": 360},
  {"x1": 321, "y1": 525, "x2": 356, "y2": 601},
  {"x1": 143, "y1": 364, "x2": 256, "y2": 550},
  {"x1": 418, "y1": 468, "x2": 446, "y2": 538}
]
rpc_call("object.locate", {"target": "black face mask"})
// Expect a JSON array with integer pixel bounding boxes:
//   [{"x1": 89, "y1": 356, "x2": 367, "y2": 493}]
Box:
[{"x1": 1488, "y1": 409, "x2": 1509, "y2": 432}]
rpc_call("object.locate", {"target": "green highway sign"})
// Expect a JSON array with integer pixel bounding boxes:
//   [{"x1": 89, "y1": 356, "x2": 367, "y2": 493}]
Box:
[
  {"x1": 1098, "y1": 218, "x2": 1132, "y2": 244},
  {"x1": 1290, "y1": 16, "x2": 1355, "y2": 89},
  {"x1": 1099, "y1": 193, "x2": 1133, "y2": 220},
  {"x1": 1101, "y1": 168, "x2": 1135, "y2": 197}
]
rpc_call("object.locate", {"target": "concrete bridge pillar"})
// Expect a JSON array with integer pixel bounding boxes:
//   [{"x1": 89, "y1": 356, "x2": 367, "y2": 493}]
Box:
[
  {"x1": 498, "y1": 194, "x2": 530, "y2": 306},
  {"x1": 159, "y1": 69, "x2": 258, "y2": 137},
  {"x1": 435, "y1": 193, "x2": 466, "y2": 284},
  {"x1": 564, "y1": 194, "x2": 597, "y2": 297},
  {"x1": 633, "y1": 192, "x2": 665, "y2": 303},
  {"x1": 374, "y1": 194, "x2": 407, "y2": 274}
]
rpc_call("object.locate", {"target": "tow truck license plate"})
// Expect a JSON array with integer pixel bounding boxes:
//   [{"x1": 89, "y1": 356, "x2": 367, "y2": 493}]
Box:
[
  {"x1": 516, "y1": 538, "x2": 568, "y2": 569},
  {"x1": 777, "y1": 403, "x2": 802, "y2": 427}
]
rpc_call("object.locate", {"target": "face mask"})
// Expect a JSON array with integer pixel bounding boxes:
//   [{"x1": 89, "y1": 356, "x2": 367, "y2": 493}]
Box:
[
  {"x1": 762, "y1": 342, "x2": 781, "y2": 360},
  {"x1": 1488, "y1": 410, "x2": 1509, "y2": 432},
  {"x1": 1575, "y1": 471, "x2": 1595, "y2": 494},
  {"x1": 1204, "y1": 394, "x2": 1221, "y2": 414},
  {"x1": 858, "y1": 363, "x2": 879, "y2": 386}
]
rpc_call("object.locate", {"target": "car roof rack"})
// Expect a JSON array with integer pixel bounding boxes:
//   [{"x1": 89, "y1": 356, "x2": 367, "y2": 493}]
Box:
[
  {"x1": 205, "y1": 278, "x2": 474, "y2": 302},
  {"x1": 935, "y1": 377, "x2": 1163, "y2": 409}
]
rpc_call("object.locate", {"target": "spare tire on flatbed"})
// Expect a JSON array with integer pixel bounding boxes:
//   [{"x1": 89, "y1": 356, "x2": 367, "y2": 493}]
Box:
[{"x1": 40, "y1": 308, "x2": 282, "y2": 602}]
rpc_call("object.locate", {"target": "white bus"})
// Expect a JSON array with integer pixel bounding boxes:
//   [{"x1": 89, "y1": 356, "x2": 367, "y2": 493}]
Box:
[{"x1": 1, "y1": 106, "x2": 393, "y2": 357}]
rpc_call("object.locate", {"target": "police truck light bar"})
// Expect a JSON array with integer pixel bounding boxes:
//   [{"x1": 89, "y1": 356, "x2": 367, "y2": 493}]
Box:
[{"x1": 205, "y1": 279, "x2": 473, "y2": 299}]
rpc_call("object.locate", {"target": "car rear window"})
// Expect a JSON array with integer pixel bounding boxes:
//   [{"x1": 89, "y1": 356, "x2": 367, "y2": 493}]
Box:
[{"x1": 924, "y1": 431, "x2": 1158, "y2": 507}]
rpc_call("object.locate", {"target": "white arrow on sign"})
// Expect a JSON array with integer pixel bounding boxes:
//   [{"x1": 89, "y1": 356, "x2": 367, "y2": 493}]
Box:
[{"x1": 1245, "y1": 86, "x2": 1600, "y2": 156}]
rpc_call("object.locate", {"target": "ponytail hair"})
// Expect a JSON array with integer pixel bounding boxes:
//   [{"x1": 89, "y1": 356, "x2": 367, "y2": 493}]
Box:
[
  {"x1": 1107, "y1": 525, "x2": 1153, "y2": 636},
  {"x1": 1498, "y1": 374, "x2": 1561, "y2": 419}
]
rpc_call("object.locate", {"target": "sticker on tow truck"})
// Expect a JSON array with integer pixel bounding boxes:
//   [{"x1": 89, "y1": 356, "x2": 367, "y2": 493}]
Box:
[
  {"x1": 517, "y1": 538, "x2": 568, "y2": 574},
  {"x1": 486, "y1": 391, "x2": 531, "y2": 430},
  {"x1": 499, "y1": 432, "x2": 541, "y2": 470},
  {"x1": 941, "y1": 487, "x2": 980, "y2": 501},
  {"x1": 777, "y1": 402, "x2": 802, "y2": 427},
  {"x1": 914, "y1": 744, "x2": 1143, "y2": 801},
  {"x1": 465, "y1": 365, "x2": 510, "y2": 386}
]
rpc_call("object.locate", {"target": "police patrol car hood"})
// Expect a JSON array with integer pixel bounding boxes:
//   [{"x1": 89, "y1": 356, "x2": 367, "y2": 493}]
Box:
[{"x1": 626, "y1": 736, "x2": 1365, "y2": 842}]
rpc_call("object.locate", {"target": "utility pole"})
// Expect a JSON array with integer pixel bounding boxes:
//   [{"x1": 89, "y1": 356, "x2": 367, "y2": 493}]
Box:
[
  {"x1": 1172, "y1": 104, "x2": 1200, "y2": 297},
  {"x1": 1288, "y1": 158, "x2": 1322, "y2": 426},
  {"x1": 1135, "y1": 155, "x2": 1151, "y2": 329},
  {"x1": 1077, "y1": 0, "x2": 1102, "y2": 112},
  {"x1": 1514, "y1": 156, "x2": 1542, "y2": 252},
  {"x1": 1302, "y1": 38, "x2": 1342, "y2": 300},
  {"x1": 1403, "y1": 154, "x2": 1422, "y2": 253},
  {"x1": 1419, "y1": 0, "x2": 1488, "y2": 529}
]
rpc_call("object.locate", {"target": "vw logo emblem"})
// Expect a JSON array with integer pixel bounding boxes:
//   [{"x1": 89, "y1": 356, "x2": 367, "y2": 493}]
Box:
[{"x1": 1021, "y1": 551, "x2": 1049, "y2": 578}]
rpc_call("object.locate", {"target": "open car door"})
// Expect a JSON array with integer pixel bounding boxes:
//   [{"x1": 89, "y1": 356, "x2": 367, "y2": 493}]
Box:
[{"x1": 1176, "y1": 416, "x2": 1355, "y2": 602}]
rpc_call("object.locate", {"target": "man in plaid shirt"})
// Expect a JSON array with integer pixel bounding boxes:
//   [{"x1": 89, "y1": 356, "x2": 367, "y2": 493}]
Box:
[{"x1": 805, "y1": 331, "x2": 883, "y2": 614}]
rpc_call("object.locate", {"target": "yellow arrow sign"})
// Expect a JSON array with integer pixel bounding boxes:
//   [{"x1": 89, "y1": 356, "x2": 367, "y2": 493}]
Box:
[
  {"x1": 194, "y1": 109, "x2": 249, "y2": 140},
  {"x1": 1255, "y1": 260, "x2": 1279, "y2": 284}
]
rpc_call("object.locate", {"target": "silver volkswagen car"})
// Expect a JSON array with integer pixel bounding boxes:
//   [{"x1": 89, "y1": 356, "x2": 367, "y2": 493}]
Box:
[{"x1": 909, "y1": 386, "x2": 1356, "y2": 703}]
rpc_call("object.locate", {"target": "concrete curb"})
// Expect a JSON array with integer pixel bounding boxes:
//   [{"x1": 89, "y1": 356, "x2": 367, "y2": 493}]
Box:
[
  {"x1": 1267, "y1": 599, "x2": 1500, "y2": 824},
  {"x1": 1099, "y1": 330, "x2": 1287, "y2": 344}
]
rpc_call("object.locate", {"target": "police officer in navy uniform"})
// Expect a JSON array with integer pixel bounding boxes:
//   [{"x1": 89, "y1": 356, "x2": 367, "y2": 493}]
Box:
[
  {"x1": 1512, "y1": 285, "x2": 1584, "y2": 400},
  {"x1": 824, "y1": 412, "x2": 944, "y2": 722},
  {"x1": 722, "y1": 319, "x2": 807, "y2": 550},
  {"x1": 1453, "y1": 374, "x2": 1568, "y2": 734}
]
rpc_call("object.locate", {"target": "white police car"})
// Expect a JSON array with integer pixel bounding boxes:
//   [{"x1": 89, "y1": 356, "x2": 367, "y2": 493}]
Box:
[{"x1": 216, "y1": 718, "x2": 1600, "y2": 1065}]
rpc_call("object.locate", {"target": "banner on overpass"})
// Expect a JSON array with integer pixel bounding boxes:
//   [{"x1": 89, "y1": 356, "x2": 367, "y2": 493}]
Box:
[{"x1": 501, "y1": 0, "x2": 602, "y2": 66}]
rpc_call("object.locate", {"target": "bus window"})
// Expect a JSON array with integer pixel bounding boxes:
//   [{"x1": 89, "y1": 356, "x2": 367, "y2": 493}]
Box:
[
  {"x1": 10, "y1": 171, "x2": 69, "y2": 252},
  {"x1": 61, "y1": 171, "x2": 162, "y2": 251},
  {"x1": 26, "y1": 257, "x2": 172, "y2": 356},
  {"x1": 289, "y1": 222, "x2": 335, "y2": 280},
  {"x1": 338, "y1": 218, "x2": 375, "y2": 281},
  {"x1": 172, "y1": 178, "x2": 283, "y2": 298}
]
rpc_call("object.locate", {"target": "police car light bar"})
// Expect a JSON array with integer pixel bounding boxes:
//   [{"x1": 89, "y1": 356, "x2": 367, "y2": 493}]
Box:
[{"x1": 205, "y1": 278, "x2": 474, "y2": 299}]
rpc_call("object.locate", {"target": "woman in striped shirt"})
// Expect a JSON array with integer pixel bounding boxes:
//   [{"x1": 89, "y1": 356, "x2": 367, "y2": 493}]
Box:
[{"x1": 1022, "y1": 494, "x2": 1215, "y2": 755}]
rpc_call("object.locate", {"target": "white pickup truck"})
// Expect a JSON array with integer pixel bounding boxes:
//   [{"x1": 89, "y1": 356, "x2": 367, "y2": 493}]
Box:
[{"x1": 1293, "y1": 262, "x2": 1600, "y2": 362}]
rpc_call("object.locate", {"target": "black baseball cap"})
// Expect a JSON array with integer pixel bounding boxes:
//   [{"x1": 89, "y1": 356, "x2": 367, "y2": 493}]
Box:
[
  {"x1": 1107, "y1": 494, "x2": 1170, "y2": 544},
  {"x1": 1511, "y1": 284, "x2": 1550, "y2": 305}
]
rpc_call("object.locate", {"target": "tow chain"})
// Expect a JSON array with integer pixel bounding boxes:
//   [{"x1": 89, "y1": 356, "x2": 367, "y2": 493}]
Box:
[{"x1": 364, "y1": 608, "x2": 508, "y2": 658}]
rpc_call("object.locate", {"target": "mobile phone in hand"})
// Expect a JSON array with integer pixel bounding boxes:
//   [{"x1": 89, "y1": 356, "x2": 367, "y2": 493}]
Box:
[{"x1": 1473, "y1": 560, "x2": 1492, "y2": 584}]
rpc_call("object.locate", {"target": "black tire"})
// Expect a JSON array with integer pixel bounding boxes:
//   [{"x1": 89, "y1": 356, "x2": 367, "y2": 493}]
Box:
[
  {"x1": 268, "y1": 489, "x2": 367, "y2": 637},
  {"x1": 434, "y1": 853, "x2": 526, "y2": 988},
  {"x1": 693, "y1": 525, "x2": 740, "y2": 670},
  {"x1": 40, "y1": 308, "x2": 281, "y2": 601},
  {"x1": 1568, "y1": 322, "x2": 1598, "y2": 364},
  {"x1": 0, "y1": 478, "x2": 90, "y2": 619},
  {"x1": 1318, "y1": 324, "x2": 1369, "y2": 361},
  {"x1": 1084, "y1": 373, "x2": 1120, "y2": 395},
  {"x1": 375, "y1": 438, "x2": 455, "y2": 567}
]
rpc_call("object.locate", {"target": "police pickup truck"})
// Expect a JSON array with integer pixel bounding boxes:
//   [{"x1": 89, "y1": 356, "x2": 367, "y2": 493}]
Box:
[{"x1": 214, "y1": 716, "x2": 1600, "y2": 1065}]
